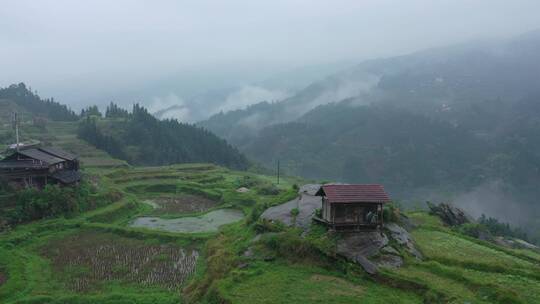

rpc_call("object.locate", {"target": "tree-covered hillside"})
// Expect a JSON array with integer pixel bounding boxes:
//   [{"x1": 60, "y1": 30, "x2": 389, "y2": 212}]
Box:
[
  {"x1": 200, "y1": 30, "x2": 540, "y2": 140},
  {"x1": 0, "y1": 83, "x2": 78, "y2": 121},
  {"x1": 242, "y1": 101, "x2": 488, "y2": 191},
  {"x1": 197, "y1": 31, "x2": 540, "y2": 239},
  {"x1": 78, "y1": 103, "x2": 249, "y2": 169}
]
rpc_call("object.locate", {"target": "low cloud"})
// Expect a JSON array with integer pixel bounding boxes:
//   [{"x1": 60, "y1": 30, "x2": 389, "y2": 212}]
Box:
[
  {"x1": 149, "y1": 93, "x2": 191, "y2": 122},
  {"x1": 218, "y1": 85, "x2": 290, "y2": 113},
  {"x1": 288, "y1": 74, "x2": 381, "y2": 116},
  {"x1": 452, "y1": 180, "x2": 539, "y2": 230},
  {"x1": 238, "y1": 112, "x2": 263, "y2": 129}
]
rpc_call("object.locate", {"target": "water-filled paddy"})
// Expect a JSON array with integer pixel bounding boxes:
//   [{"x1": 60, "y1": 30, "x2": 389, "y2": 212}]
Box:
[
  {"x1": 142, "y1": 194, "x2": 217, "y2": 214},
  {"x1": 130, "y1": 209, "x2": 244, "y2": 233}
]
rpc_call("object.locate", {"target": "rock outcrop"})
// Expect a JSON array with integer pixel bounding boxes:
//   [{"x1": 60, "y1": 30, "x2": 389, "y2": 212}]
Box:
[
  {"x1": 260, "y1": 184, "x2": 423, "y2": 274},
  {"x1": 385, "y1": 223, "x2": 423, "y2": 259},
  {"x1": 427, "y1": 202, "x2": 472, "y2": 226},
  {"x1": 335, "y1": 224, "x2": 422, "y2": 273},
  {"x1": 494, "y1": 237, "x2": 540, "y2": 251},
  {"x1": 336, "y1": 231, "x2": 388, "y2": 274}
]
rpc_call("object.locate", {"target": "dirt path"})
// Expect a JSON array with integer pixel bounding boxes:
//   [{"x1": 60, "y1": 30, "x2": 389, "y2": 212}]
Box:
[{"x1": 261, "y1": 184, "x2": 322, "y2": 228}]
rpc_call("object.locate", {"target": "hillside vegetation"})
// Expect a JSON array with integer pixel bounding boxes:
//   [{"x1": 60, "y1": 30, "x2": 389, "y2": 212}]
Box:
[
  {"x1": 78, "y1": 104, "x2": 248, "y2": 169},
  {"x1": 201, "y1": 31, "x2": 540, "y2": 194},
  {"x1": 0, "y1": 163, "x2": 538, "y2": 303},
  {"x1": 0, "y1": 84, "x2": 249, "y2": 171},
  {"x1": 0, "y1": 83, "x2": 78, "y2": 121},
  {"x1": 200, "y1": 31, "x2": 540, "y2": 242}
]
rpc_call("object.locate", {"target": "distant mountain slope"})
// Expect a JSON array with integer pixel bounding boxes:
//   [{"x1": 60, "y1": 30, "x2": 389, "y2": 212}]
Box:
[
  {"x1": 243, "y1": 101, "x2": 487, "y2": 192},
  {"x1": 0, "y1": 83, "x2": 78, "y2": 121},
  {"x1": 199, "y1": 30, "x2": 540, "y2": 143},
  {"x1": 151, "y1": 61, "x2": 354, "y2": 122},
  {"x1": 78, "y1": 104, "x2": 249, "y2": 169},
  {"x1": 199, "y1": 29, "x2": 540, "y2": 192},
  {"x1": 198, "y1": 30, "x2": 540, "y2": 236}
]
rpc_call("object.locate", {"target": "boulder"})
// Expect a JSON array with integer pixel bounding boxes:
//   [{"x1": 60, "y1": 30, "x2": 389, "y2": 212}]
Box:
[
  {"x1": 494, "y1": 236, "x2": 540, "y2": 251},
  {"x1": 377, "y1": 254, "x2": 404, "y2": 269},
  {"x1": 337, "y1": 231, "x2": 389, "y2": 259},
  {"x1": 236, "y1": 187, "x2": 250, "y2": 193},
  {"x1": 385, "y1": 223, "x2": 423, "y2": 259},
  {"x1": 381, "y1": 246, "x2": 400, "y2": 255},
  {"x1": 427, "y1": 202, "x2": 472, "y2": 226},
  {"x1": 354, "y1": 254, "x2": 379, "y2": 274},
  {"x1": 299, "y1": 184, "x2": 322, "y2": 196}
]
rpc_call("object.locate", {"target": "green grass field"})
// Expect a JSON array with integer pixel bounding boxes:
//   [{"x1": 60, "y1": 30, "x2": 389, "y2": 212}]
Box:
[{"x1": 1, "y1": 161, "x2": 539, "y2": 303}]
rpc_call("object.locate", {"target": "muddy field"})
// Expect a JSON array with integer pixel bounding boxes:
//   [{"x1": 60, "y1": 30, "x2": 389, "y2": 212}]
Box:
[
  {"x1": 145, "y1": 194, "x2": 218, "y2": 214},
  {"x1": 41, "y1": 231, "x2": 199, "y2": 292}
]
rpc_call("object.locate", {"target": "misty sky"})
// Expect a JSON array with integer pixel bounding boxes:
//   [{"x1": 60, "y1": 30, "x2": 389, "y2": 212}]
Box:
[{"x1": 2, "y1": 0, "x2": 540, "y2": 116}]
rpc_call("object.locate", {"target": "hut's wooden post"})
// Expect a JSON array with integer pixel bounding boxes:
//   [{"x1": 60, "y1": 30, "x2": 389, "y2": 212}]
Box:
[{"x1": 379, "y1": 203, "x2": 383, "y2": 229}]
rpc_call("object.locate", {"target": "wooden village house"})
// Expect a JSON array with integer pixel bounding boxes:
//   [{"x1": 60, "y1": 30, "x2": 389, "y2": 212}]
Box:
[
  {"x1": 315, "y1": 184, "x2": 390, "y2": 231},
  {"x1": 0, "y1": 147, "x2": 81, "y2": 188}
]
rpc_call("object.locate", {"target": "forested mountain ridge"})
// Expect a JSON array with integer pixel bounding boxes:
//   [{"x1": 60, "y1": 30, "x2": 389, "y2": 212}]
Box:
[
  {"x1": 199, "y1": 30, "x2": 540, "y2": 191},
  {"x1": 0, "y1": 84, "x2": 249, "y2": 170},
  {"x1": 78, "y1": 103, "x2": 249, "y2": 169},
  {"x1": 200, "y1": 30, "x2": 540, "y2": 140},
  {"x1": 0, "y1": 83, "x2": 78, "y2": 121}
]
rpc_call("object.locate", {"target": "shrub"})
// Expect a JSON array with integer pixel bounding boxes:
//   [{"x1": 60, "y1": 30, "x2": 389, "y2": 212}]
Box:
[
  {"x1": 6, "y1": 181, "x2": 112, "y2": 224},
  {"x1": 235, "y1": 176, "x2": 259, "y2": 188},
  {"x1": 254, "y1": 218, "x2": 285, "y2": 233},
  {"x1": 257, "y1": 184, "x2": 280, "y2": 196},
  {"x1": 383, "y1": 203, "x2": 400, "y2": 223},
  {"x1": 247, "y1": 202, "x2": 268, "y2": 225},
  {"x1": 478, "y1": 214, "x2": 529, "y2": 241},
  {"x1": 458, "y1": 223, "x2": 492, "y2": 240},
  {"x1": 260, "y1": 230, "x2": 333, "y2": 264}
]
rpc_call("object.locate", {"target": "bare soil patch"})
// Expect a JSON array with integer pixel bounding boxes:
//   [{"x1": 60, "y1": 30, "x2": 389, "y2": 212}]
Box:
[
  {"x1": 41, "y1": 231, "x2": 199, "y2": 292},
  {"x1": 150, "y1": 194, "x2": 217, "y2": 214}
]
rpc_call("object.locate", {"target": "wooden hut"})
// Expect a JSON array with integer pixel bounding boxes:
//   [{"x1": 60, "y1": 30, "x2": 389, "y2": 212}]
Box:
[
  {"x1": 0, "y1": 147, "x2": 81, "y2": 188},
  {"x1": 315, "y1": 184, "x2": 390, "y2": 231}
]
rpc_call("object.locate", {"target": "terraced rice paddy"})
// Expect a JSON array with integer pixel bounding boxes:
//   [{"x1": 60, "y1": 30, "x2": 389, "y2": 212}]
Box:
[
  {"x1": 143, "y1": 194, "x2": 218, "y2": 214},
  {"x1": 412, "y1": 229, "x2": 536, "y2": 270},
  {"x1": 130, "y1": 209, "x2": 244, "y2": 233},
  {"x1": 2, "y1": 158, "x2": 538, "y2": 304},
  {"x1": 42, "y1": 231, "x2": 199, "y2": 291},
  {"x1": 218, "y1": 263, "x2": 423, "y2": 304}
]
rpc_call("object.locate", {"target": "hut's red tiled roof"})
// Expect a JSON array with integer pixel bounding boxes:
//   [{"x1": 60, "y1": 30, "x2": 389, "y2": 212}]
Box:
[{"x1": 316, "y1": 184, "x2": 391, "y2": 204}]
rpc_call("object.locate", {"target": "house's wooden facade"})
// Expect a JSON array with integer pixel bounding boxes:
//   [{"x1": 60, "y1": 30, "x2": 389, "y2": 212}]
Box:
[
  {"x1": 0, "y1": 147, "x2": 81, "y2": 188},
  {"x1": 315, "y1": 184, "x2": 390, "y2": 231}
]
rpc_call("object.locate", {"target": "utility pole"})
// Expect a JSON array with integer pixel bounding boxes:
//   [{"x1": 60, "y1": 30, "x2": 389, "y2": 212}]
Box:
[
  {"x1": 277, "y1": 159, "x2": 280, "y2": 185},
  {"x1": 12, "y1": 112, "x2": 20, "y2": 151}
]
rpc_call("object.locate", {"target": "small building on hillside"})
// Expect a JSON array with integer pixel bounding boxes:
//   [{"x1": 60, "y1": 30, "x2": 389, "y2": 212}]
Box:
[
  {"x1": 315, "y1": 184, "x2": 390, "y2": 231},
  {"x1": 0, "y1": 147, "x2": 81, "y2": 188}
]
